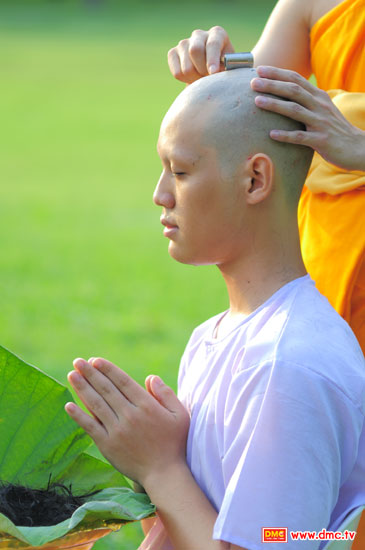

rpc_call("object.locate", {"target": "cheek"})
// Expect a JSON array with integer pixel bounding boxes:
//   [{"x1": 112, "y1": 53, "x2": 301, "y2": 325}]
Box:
[
  {"x1": 176, "y1": 176, "x2": 244, "y2": 241},
  {"x1": 177, "y1": 178, "x2": 223, "y2": 214}
]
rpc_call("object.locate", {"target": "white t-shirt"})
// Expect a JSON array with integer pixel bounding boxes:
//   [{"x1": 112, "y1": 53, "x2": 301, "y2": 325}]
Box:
[{"x1": 178, "y1": 275, "x2": 365, "y2": 550}]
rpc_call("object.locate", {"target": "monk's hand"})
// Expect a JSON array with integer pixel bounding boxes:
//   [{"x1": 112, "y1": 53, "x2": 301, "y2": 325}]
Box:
[
  {"x1": 65, "y1": 358, "x2": 190, "y2": 486},
  {"x1": 168, "y1": 26, "x2": 234, "y2": 84},
  {"x1": 251, "y1": 66, "x2": 365, "y2": 171}
]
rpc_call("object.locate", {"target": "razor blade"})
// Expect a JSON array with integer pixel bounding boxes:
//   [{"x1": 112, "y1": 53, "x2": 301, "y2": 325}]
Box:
[{"x1": 221, "y1": 52, "x2": 254, "y2": 70}]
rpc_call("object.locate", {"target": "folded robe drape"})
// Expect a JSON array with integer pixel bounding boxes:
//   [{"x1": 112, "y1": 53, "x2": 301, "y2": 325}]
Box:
[{"x1": 298, "y1": 0, "x2": 365, "y2": 354}]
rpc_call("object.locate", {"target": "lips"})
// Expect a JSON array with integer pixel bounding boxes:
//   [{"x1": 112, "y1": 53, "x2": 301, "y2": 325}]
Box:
[
  {"x1": 160, "y1": 216, "x2": 178, "y2": 229},
  {"x1": 160, "y1": 216, "x2": 178, "y2": 238}
]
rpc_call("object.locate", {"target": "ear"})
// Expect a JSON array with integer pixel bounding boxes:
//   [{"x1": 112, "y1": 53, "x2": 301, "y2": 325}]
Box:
[{"x1": 245, "y1": 153, "x2": 274, "y2": 205}]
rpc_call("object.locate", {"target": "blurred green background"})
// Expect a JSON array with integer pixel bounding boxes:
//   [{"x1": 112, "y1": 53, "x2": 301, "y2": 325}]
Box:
[{"x1": 0, "y1": 0, "x2": 275, "y2": 547}]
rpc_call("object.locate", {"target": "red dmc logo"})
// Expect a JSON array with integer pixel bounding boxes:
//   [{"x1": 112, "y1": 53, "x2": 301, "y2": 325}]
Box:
[{"x1": 262, "y1": 528, "x2": 288, "y2": 543}]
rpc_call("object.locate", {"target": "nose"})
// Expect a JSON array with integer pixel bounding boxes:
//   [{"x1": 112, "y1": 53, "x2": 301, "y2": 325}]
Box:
[{"x1": 153, "y1": 170, "x2": 175, "y2": 209}]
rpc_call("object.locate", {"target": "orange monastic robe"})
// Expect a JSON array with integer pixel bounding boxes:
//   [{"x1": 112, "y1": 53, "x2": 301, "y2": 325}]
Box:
[{"x1": 298, "y1": 0, "x2": 365, "y2": 355}]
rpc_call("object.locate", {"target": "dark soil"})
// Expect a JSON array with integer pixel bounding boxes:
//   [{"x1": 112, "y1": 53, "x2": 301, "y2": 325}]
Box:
[{"x1": 0, "y1": 478, "x2": 99, "y2": 527}]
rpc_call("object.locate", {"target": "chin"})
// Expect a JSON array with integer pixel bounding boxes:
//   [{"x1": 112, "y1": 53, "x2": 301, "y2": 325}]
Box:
[{"x1": 168, "y1": 242, "x2": 216, "y2": 266}]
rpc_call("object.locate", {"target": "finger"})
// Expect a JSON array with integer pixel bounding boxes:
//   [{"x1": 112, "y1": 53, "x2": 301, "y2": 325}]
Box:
[
  {"x1": 251, "y1": 77, "x2": 316, "y2": 110},
  {"x1": 254, "y1": 95, "x2": 317, "y2": 126},
  {"x1": 90, "y1": 357, "x2": 150, "y2": 407},
  {"x1": 74, "y1": 358, "x2": 133, "y2": 414},
  {"x1": 269, "y1": 129, "x2": 323, "y2": 148},
  {"x1": 168, "y1": 47, "x2": 185, "y2": 82},
  {"x1": 256, "y1": 66, "x2": 319, "y2": 96},
  {"x1": 145, "y1": 374, "x2": 166, "y2": 405},
  {"x1": 68, "y1": 369, "x2": 118, "y2": 428},
  {"x1": 177, "y1": 39, "x2": 202, "y2": 84},
  {"x1": 149, "y1": 376, "x2": 182, "y2": 415},
  {"x1": 145, "y1": 374, "x2": 154, "y2": 395},
  {"x1": 188, "y1": 30, "x2": 209, "y2": 76},
  {"x1": 65, "y1": 401, "x2": 107, "y2": 443},
  {"x1": 206, "y1": 26, "x2": 234, "y2": 74}
]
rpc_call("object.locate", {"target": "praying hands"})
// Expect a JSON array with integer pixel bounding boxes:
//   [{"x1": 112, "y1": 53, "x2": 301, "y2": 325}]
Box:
[
  {"x1": 65, "y1": 358, "x2": 190, "y2": 488},
  {"x1": 65, "y1": 358, "x2": 238, "y2": 550}
]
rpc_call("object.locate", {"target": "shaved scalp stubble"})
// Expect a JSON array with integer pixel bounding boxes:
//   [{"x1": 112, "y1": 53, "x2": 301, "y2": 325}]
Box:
[{"x1": 164, "y1": 68, "x2": 314, "y2": 204}]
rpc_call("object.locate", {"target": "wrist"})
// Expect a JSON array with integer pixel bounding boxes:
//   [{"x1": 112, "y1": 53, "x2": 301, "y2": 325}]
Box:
[
  {"x1": 142, "y1": 460, "x2": 192, "y2": 504},
  {"x1": 346, "y1": 126, "x2": 365, "y2": 172}
]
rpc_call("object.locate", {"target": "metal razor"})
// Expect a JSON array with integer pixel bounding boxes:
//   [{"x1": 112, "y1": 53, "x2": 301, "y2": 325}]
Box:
[{"x1": 221, "y1": 52, "x2": 254, "y2": 70}]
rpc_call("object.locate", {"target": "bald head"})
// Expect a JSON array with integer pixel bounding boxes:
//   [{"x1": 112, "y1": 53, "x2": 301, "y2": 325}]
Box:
[{"x1": 162, "y1": 68, "x2": 313, "y2": 204}]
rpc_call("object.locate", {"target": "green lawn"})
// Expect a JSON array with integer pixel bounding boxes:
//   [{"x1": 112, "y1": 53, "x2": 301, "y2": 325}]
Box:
[{"x1": 0, "y1": 1, "x2": 275, "y2": 547}]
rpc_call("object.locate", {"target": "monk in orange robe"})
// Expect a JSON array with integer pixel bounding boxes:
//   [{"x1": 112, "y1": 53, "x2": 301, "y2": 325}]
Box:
[
  {"x1": 299, "y1": 0, "x2": 365, "y2": 355},
  {"x1": 298, "y1": 6, "x2": 365, "y2": 545}
]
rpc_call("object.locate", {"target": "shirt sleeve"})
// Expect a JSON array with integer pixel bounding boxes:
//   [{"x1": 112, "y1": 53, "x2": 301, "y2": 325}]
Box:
[{"x1": 213, "y1": 359, "x2": 364, "y2": 550}]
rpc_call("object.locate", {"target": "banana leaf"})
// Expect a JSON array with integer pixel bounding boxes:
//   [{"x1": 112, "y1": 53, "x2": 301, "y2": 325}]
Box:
[{"x1": 0, "y1": 345, "x2": 155, "y2": 547}]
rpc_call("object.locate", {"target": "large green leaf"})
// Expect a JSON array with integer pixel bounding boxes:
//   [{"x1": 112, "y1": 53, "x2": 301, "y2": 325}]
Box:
[
  {"x1": 0, "y1": 345, "x2": 155, "y2": 546},
  {"x1": 55, "y1": 452, "x2": 130, "y2": 493},
  {"x1": 0, "y1": 487, "x2": 155, "y2": 547}
]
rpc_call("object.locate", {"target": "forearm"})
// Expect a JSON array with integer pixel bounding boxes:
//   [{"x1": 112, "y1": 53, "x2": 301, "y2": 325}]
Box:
[
  {"x1": 142, "y1": 462, "x2": 234, "y2": 550},
  {"x1": 252, "y1": 0, "x2": 312, "y2": 78}
]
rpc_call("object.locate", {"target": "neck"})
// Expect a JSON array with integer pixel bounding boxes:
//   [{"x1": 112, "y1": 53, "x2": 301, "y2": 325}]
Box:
[{"x1": 218, "y1": 218, "x2": 306, "y2": 316}]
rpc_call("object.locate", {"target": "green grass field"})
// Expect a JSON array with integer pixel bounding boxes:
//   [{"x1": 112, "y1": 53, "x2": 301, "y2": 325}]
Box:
[{"x1": 0, "y1": 1, "x2": 275, "y2": 547}]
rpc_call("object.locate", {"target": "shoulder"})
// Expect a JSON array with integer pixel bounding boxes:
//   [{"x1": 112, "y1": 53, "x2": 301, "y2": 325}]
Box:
[
  {"x1": 275, "y1": 279, "x2": 365, "y2": 409},
  {"x1": 232, "y1": 277, "x2": 365, "y2": 410}
]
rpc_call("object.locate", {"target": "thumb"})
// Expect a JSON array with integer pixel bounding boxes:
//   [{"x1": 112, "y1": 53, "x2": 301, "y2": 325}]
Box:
[
  {"x1": 149, "y1": 376, "x2": 180, "y2": 413},
  {"x1": 145, "y1": 374, "x2": 154, "y2": 395}
]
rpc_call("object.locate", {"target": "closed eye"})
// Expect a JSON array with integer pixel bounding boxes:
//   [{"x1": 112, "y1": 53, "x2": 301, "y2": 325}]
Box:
[{"x1": 172, "y1": 172, "x2": 186, "y2": 177}]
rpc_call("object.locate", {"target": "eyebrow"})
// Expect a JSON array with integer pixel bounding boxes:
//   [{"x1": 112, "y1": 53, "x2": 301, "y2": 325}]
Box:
[{"x1": 157, "y1": 145, "x2": 201, "y2": 167}]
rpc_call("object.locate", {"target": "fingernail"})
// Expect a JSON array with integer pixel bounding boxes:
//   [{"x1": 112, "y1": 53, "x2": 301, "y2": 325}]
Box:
[
  {"x1": 73, "y1": 358, "x2": 86, "y2": 368},
  {"x1": 253, "y1": 78, "x2": 264, "y2": 89},
  {"x1": 65, "y1": 402, "x2": 76, "y2": 413},
  {"x1": 69, "y1": 371, "x2": 82, "y2": 383},
  {"x1": 257, "y1": 65, "x2": 269, "y2": 75},
  {"x1": 153, "y1": 376, "x2": 163, "y2": 387},
  {"x1": 208, "y1": 64, "x2": 217, "y2": 74},
  {"x1": 255, "y1": 96, "x2": 267, "y2": 105},
  {"x1": 270, "y1": 130, "x2": 280, "y2": 138}
]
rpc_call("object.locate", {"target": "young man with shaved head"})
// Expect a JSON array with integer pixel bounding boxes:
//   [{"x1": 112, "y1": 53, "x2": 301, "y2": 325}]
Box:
[{"x1": 65, "y1": 68, "x2": 365, "y2": 550}]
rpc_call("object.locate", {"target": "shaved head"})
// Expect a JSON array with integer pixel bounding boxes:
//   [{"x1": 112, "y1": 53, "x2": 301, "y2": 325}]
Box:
[{"x1": 161, "y1": 68, "x2": 313, "y2": 204}]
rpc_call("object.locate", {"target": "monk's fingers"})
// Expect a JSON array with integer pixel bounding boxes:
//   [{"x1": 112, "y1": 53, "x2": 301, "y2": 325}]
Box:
[
  {"x1": 167, "y1": 47, "x2": 184, "y2": 81},
  {"x1": 205, "y1": 25, "x2": 234, "y2": 74},
  {"x1": 168, "y1": 26, "x2": 233, "y2": 83},
  {"x1": 169, "y1": 39, "x2": 203, "y2": 84},
  {"x1": 167, "y1": 47, "x2": 185, "y2": 82},
  {"x1": 67, "y1": 369, "x2": 118, "y2": 429},
  {"x1": 188, "y1": 29, "x2": 209, "y2": 76},
  {"x1": 89, "y1": 357, "x2": 151, "y2": 408},
  {"x1": 176, "y1": 39, "x2": 203, "y2": 83},
  {"x1": 255, "y1": 96, "x2": 317, "y2": 126},
  {"x1": 256, "y1": 66, "x2": 319, "y2": 96},
  {"x1": 269, "y1": 129, "x2": 325, "y2": 149},
  {"x1": 251, "y1": 77, "x2": 317, "y2": 110}
]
